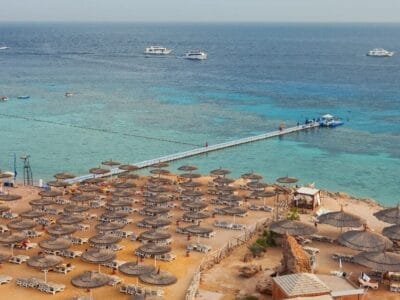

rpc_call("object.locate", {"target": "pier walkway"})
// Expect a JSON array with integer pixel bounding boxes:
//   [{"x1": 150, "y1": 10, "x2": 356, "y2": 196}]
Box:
[{"x1": 68, "y1": 122, "x2": 320, "y2": 183}]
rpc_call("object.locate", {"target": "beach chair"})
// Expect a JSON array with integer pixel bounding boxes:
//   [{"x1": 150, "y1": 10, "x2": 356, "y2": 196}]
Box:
[
  {"x1": 0, "y1": 275, "x2": 12, "y2": 285},
  {"x1": 358, "y1": 272, "x2": 379, "y2": 289},
  {"x1": 107, "y1": 275, "x2": 123, "y2": 286},
  {"x1": 9, "y1": 255, "x2": 30, "y2": 264}
]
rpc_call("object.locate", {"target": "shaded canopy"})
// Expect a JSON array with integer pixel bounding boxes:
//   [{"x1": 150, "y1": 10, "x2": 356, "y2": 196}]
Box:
[
  {"x1": 318, "y1": 207, "x2": 365, "y2": 228},
  {"x1": 139, "y1": 230, "x2": 172, "y2": 242},
  {"x1": 241, "y1": 172, "x2": 263, "y2": 181},
  {"x1": 269, "y1": 220, "x2": 317, "y2": 236},
  {"x1": 148, "y1": 177, "x2": 172, "y2": 185},
  {"x1": 149, "y1": 169, "x2": 170, "y2": 176},
  {"x1": 139, "y1": 270, "x2": 177, "y2": 286},
  {"x1": 213, "y1": 177, "x2": 234, "y2": 185},
  {"x1": 181, "y1": 190, "x2": 203, "y2": 198},
  {"x1": 0, "y1": 252, "x2": 11, "y2": 262},
  {"x1": 64, "y1": 205, "x2": 89, "y2": 214},
  {"x1": 57, "y1": 215, "x2": 85, "y2": 225},
  {"x1": 101, "y1": 159, "x2": 121, "y2": 166},
  {"x1": 106, "y1": 199, "x2": 132, "y2": 207},
  {"x1": 374, "y1": 205, "x2": 400, "y2": 225},
  {"x1": 354, "y1": 251, "x2": 400, "y2": 272},
  {"x1": 178, "y1": 165, "x2": 198, "y2": 172},
  {"x1": 141, "y1": 217, "x2": 171, "y2": 228},
  {"x1": 47, "y1": 180, "x2": 70, "y2": 188},
  {"x1": 101, "y1": 211, "x2": 129, "y2": 219},
  {"x1": 147, "y1": 185, "x2": 169, "y2": 193},
  {"x1": 78, "y1": 185, "x2": 101, "y2": 193},
  {"x1": 0, "y1": 205, "x2": 10, "y2": 213},
  {"x1": 218, "y1": 195, "x2": 242, "y2": 203},
  {"x1": 250, "y1": 190, "x2": 277, "y2": 198},
  {"x1": 142, "y1": 206, "x2": 170, "y2": 215},
  {"x1": 117, "y1": 173, "x2": 139, "y2": 180},
  {"x1": 136, "y1": 244, "x2": 171, "y2": 256},
  {"x1": 276, "y1": 176, "x2": 298, "y2": 184},
  {"x1": 182, "y1": 211, "x2": 210, "y2": 220},
  {"x1": 89, "y1": 234, "x2": 121, "y2": 245},
  {"x1": 89, "y1": 167, "x2": 109, "y2": 175},
  {"x1": 70, "y1": 194, "x2": 95, "y2": 202},
  {"x1": 39, "y1": 237, "x2": 72, "y2": 250},
  {"x1": 71, "y1": 271, "x2": 110, "y2": 289},
  {"x1": 95, "y1": 222, "x2": 125, "y2": 232},
  {"x1": 38, "y1": 190, "x2": 62, "y2": 198},
  {"x1": 246, "y1": 182, "x2": 268, "y2": 190},
  {"x1": 118, "y1": 164, "x2": 140, "y2": 171},
  {"x1": 0, "y1": 194, "x2": 22, "y2": 201},
  {"x1": 20, "y1": 210, "x2": 46, "y2": 219},
  {"x1": 383, "y1": 224, "x2": 400, "y2": 241},
  {"x1": 82, "y1": 177, "x2": 105, "y2": 184},
  {"x1": 8, "y1": 219, "x2": 36, "y2": 230},
  {"x1": 182, "y1": 201, "x2": 207, "y2": 210},
  {"x1": 180, "y1": 173, "x2": 201, "y2": 179},
  {"x1": 151, "y1": 162, "x2": 169, "y2": 169},
  {"x1": 210, "y1": 168, "x2": 231, "y2": 176},
  {"x1": 0, "y1": 172, "x2": 13, "y2": 179},
  {"x1": 338, "y1": 229, "x2": 393, "y2": 252},
  {"x1": 113, "y1": 190, "x2": 135, "y2": 198},
  {"x1": 0, "y1": 232, "x2": 26, "y2": 244},
  {"x1": 221, "y1": 207, "x2": 247, "y2": 215},
  {"x1": 112, "y1": 182, "x2": 136, "y2": 189},
  {"x1": 47, "y1": 224, "x2": 76, "y2": 236},
  {"x1": 81, "y1": 248, "x2": 116, "y2": 264},
  {"x1": 119, "y1": 261, "x2": 155, "y2": 276},
  {"x1": 144, "y1": 196, "x2": 170, "y2": 204},
  {"x1": 29, "y1": 198, "x2": 54, "y2": 207},
  {"x1": 27, "y1": 254, "x2": 63, "y2": 269},
  {"x1": 184, "y1": 225, "x2": 214, "y2": 235},
  {"x1": 180, "y1": 181, "x2": 202, "y2": 189},
  {"x1": 54, "y1": 172, "x2": 75, "y2": 180}
]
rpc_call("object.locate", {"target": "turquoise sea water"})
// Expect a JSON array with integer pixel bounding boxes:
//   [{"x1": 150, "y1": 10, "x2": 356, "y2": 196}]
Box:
[{"x1": 0, "y1": 23, "x2": 399, "y2": 205}]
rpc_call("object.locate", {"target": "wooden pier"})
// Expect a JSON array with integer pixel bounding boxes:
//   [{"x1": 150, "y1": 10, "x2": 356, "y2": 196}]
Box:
[{"x1": 68, "y1": 122, "x2": 320, "y2": 183}]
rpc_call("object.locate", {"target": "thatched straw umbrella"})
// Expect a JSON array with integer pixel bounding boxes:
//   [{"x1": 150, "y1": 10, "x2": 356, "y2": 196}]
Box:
[
  {"x1": 19, "y1": 210, "x2": 46, "y2": 219},
  {"x1": 216, "y1": 185, "x2": 236, "y2": 194},
  {"x1": 118, "y1": 164, "x2": 139, "y2": 172},
  {"x1": 141, "y1": 217, "x2": 171, "y2": 229},
  {"x1": 89, "y1": 167, "x2": 109, "y2": 178},
  {"x1": 0, "y1": 205, "x2": 10, "y2": 214},
  {"x1": 139, "y1": 269, "x2": 177, "y2": 286},
  {"x1": 354, "y1": 251, "x2": 400, "y2": 272},
  {"x1": 182, "y1": 211, "x2": 210, "y2": 221},
  {"x1": 78, "y1": 185, "x2": 101, "y2": 193},
  {"x1": 178, "y1": 165, "x2": 198, "y2": 172},
  {"x1": 276, "y1": 176, "x2": 298, "y2": 184},
  {"x1": 113, "y1": 190, "x2": 135, "y2": 198},
  {"x1": 29, "y1": 198, "x2": 54, "y2": 208},
  {"x1": 117, "y1": 173, "x2": 139, "y2": 180},
  {"x1": 135, "y1": 244, "x2": 172, "y2": 268},
  {"x1": 70, "y1": 194, "x2": 95, "y2": 204},
  {"x1": 181, "y1": 190, "x2": 203, "y2": 198},
  {"x1": 144, "y1": 196, "x2": 170, "y2": 206},
  {"x1": 213, "y1": 177, "x2": 234, "y2": 185},
  {"x1": 0, "y1": 172, "x2": 13, "y2": 179},
  {"x1": 0, "y1": 194, "x2": 22, "y2": 201},
  {"x1": 218, "y1": 194, "x2": 242, "y2": 204},
  {"x1": 210, "y1": 168, "x2": 230, "y2": 177},
  {"x1": 57, "y1": 214, "x2": 85, "y2": 225},
  {"x1": 318, "y1": 206, "x2": 365, "y2": 230},
  {"x1": 148, "y1": 177, "x2": 172, "y2": 185},
  {"x1": 82, "y1": 177, "x2": 106, "y2": 185},
  {"x1": 47, "y1": 180, "x2": 70, "y2": 188},
  {"x1": 8, "y1": 219, "x2": 36, "y2": 230},
  {"x1": 269, "y1": 220, "x2": 317, "y2": 236},
  {"x1": 147, "y1": 185, "x2": 169, "y2": 194},
  {"x1": 150, "y1": 169, "x2": 170, "y2": 176},
  {"x1": 241, "y1": 172, "x2": 263, "y2": 181},
  {"x1": 81, "y1": 248, "x2": 116, "y2": 272},
  {"x1": 71, "y1": 270, "x2": 110, "y2": 299},
  {"x1": 38, "y1": 190, "x2": 62, "y2": 198},
  {"x1": 338, "y1": 227, "x2": 393, "y2": 251},
  {"x1": 180, "y1": 181, "x2": 202, "y2": 189},
  {"x1": 39, "y1": 237, "x2": 71, "y2": 251},
  {"x1": 138, "y1": 230, "x2": 172, "y2": 244},
  {"x1": 95, "y1": 222, "x2": 125, "y2": 232},
  {"x1": 47, "y1": 224, "x2": 76, "y2": 237},
  {"x1": 180, "y1": 173, "x2": 201, "y2": 179},
  {"x1": 64, "y1": 204, "x2": 89, "y2": 214},
  {"x1": 374, "y1": 205, "x2": 400, "y2": 225},
  {"x1": 101, "y1": 211, "x2": 129, "y2": 220},
  {"x1": 119, "y1": 260, "x2": 155, "y2": 276},
  {"x1": 106, "y1": 199, "x2": 132, "y2": 209},
  {"x1": 0, "y1": 232, "x2": 26, "y2": 256},
  {"x1": 89, "y1": 234, "x2": 121, "y2": 246},
  {"x1": 383, "y1": 224, "x2": 400, "y2": 241},
  {"x1": 151, "y1": 162, "x2": 169, "y2": 169},
  {"x1": 101, "y1": 159, "x2": 121, "y2": 167},
  {"x1": 0, "y1": 252, "x2": 11, "y2": 262},
  {"x1": 27, "y1": 254, "x2": 63, "y2": 282},
  {"x1": 54, "y1": 172, "x2": 75, "y2": 180},
  {"x1": 246, "y1": 182, "x2": 268, "y2": 191},
  {"x1": 112, "y1": 182, "x2": 136, "y2": 189},
  {"x1": 142, "y1": 207, "x2": 170, "y2": 217},
  {"x1": 182, "y1": 201, "x2": 207, "y2": 211}
]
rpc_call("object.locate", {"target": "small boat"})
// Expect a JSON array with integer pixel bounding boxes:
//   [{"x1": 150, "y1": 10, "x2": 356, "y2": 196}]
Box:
[
  {"x1": 0, "y1": 96, "x2": 8, "y2": 102},
  {"x1": 0, "y1": 46, "x2": 9, "y2": 50},
  {"x1": 145, "y1": 46, "x2": 172, "y2": 55},
  {"x1": 319, "y1": 114, "x2": 344, "y2": 127},
  {"x1": 65, "y1": 92, "x2": 74, "y2": 97},
  {"x1": 367, "y1": 48, "x2": 394, "y2": 57},
  {"x1": 184, "y1": 50, "x2": 207, "y2": 60},
  {"x1": 17, "y1": 95, "x2": 30, "y2": 99}
]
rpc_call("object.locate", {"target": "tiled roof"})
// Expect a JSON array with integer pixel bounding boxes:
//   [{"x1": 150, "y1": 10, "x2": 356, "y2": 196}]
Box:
[{"x1": 273, "y1": 273, "x2": 331, "y2": 297}]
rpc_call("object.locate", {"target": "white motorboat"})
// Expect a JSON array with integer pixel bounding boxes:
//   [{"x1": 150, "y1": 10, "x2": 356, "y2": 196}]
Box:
[
  {"x1": 145, "y1": 46, "x2": 172, "y2": 55},
  {"x1": 367, "y1": 48, "x2": 394, "y2": 57},
  {"x1": 184, "y1": 50, "x2": 207, "y2": 60},
  {"x1": 0, "y1": 46, "x2": 9, "y2": 50},
  {"x1": 0, "y1": 96, "x2": 8, "y2": 102}
]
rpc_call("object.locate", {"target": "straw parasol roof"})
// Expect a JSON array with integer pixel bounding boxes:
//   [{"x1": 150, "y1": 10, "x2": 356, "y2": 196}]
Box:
[
  {"x1": 70, "y1": 194, "x2": 95, "y2": 202},
  {"x1": 149, "y1": 169, "x2": 170, "y2": 176},
  {"x1": 95, "y1": 222, "x2": 125, "y2": 232},
  {"x1": 383, "y1": 224, "x2": 400, "y2": 241},
  {"x1": 81, "y1": 248, "x2": 115, "y2": 264},
  {"x1": 29, "y1": 198, "x2": 54, "y2": 207},
  {"x1": 89, "y1": 167, "x2": 109, "y2": 175},
  {"x1": 241, "y1": 172, "x2": 263, "y2": 181},
  {"x1": 338, "y1": 228, "x2": 393, "y2": 251},
  {"x1": 8, "y1": 219, "x2": 36, "y2": 230},
  {"x1": 147, "y1": 185, "x2": 169, "y2": 193},
  {"x1": 106, "y1": 199, "x2": 132, "y2": 208},
  {"x1": 276, "y1": 176, "x2": 298, "y2": 184},
  {"x1": 250, "y1": 190, "x2": 277, "y2": 198},
  {"x1": 139, "y1": 269, "x2": 177, "y2": 286},
  {"x1": 38, "y1": 190, "x2": 62, "y2": 198},
  {"x1": 180, "y1": 173, "x2": 201, "y2": 179},
  {"x1": 78, "y1": 185, "x2": 101, "y2": 193},
  {"x1": 89, "y1": 234, "x2": 121, "y2": 245},
  {"x1": 246, "y1": 182, "x2": 268, "y2": 190},
  {"x1": 101, "y1": 211, "x2": 129, "y2": 220},
  {"x1": 141, "y1": 217, "x2": 171, "y2": 228},
  {"x1": 101, "y1": 159, "x2": 121, "y2": 166},
  {"x1": 64, "y1": 204, "x2": 89, "y2": 214},
  {"x1": 57, "y1": 215, "x2": 85, "y2": 225},
  {"x1": 138, "y1": 230, "x2": 172, "y2": 242},
  {"x1": 151, "y1": 162, "x2": 169, "y2": 169},
  {"x1": 117, "y1": 173, "x2": 139, "y2": 180},
  {"x1": 216, "y1": 185, "x2": 236, "y2": 193},
  {"x1": 136, "y1": 244, "x2": 171, "y2": 256},
  {"x1": 118, "y1": 164, "x2": 140, "y2": 171},
  {"x1": 178, "y1": 165, "x2": 198, "y2": 172},
  {"x1": 0, "y1": 232, "x2": 26, "y2": 244},
  {"x1": 180, "y1": 181, "x2": 202, "y2": 189},
  {"x1": 181, "y1": 190, "x2": 203, "y2": 198},
  {"x1": 20, "y1": 210, "x2": 46, "y2": 219},
  {"x1": 142, "y1": 207, "x2": 170, "y2": 215},
  {"x1": 112, "y1": 182, "x2": 136, "y2": 189},
  {"x1": 182, "y1": 201, "x2": 207, "y2": 210},
  {"x1": 113, "y1": 190, "x2": 135, "y2": 198},
  {"x1": 0, "y1": 194, "x2": 22, "y2": 201},
  {"x1": 39, "y1": 237, "x2": 72, "y2": 250},
  {"x1": 218, "y1": 195, "x2": 242, "y2": 203},
  {"x1": 221, "y1": 207, "x2": 247, "y2": 215},
  {"x1": 71, "y1": 271, "x2": 110, "y2": 289},
  {"x1": 144, "y1": 196, "x2": 170, "y2": 205},
  {"x1": 182, "y1": 211, "x2": 210, "y2": 220},
  {"x1": 184, "y1": 225, "x2": 213, "y2": 235},
  {"x1": 354, "y1": 251, "x2": 400, "y2": 272},
  {"x1": 119, "y1": 261, "x2": 155, "y2": 276},
  {"x1": 27, "y1": 254, "x2": 63, "y2": 269},
  {"x1": 213, "y1": 177, "x2": 234, "y2": 185},
  {"x1": 0, "y1": 172, "x2": 13, "y2": 179},
  {"x1": 0, "y1": 252, "x2": 11, "y2": 262},
  {"x1": 269, "y1": 220, "x2": 317, "y2": 236},
  {"x1": 82, "y1": 177, "x2": 106, "y2": 184},
  {"x1": 54, "y1": 172, "x2": 75, "y2": 180},
  {"x1": 47, "y1": 224, "x2": 76, "y2": 236},
  {"x1": 210, "y1": 168, "x2": 231, "y2": 176},
  {"x1": 318, "y1": 207, "x2": 365, "y2": 228},
  {"x1": 148, "y1": 177, "x2": 172, "y2": 185},
  {"x1": 0, "y1": 205, "x2": 10, "y2": 213},
  {"x1": 47, "y1": 180, "x2": 70, "y2": 188},
  {"x1": 374, "y1": 205, "x2": 400, "y2": 225}
]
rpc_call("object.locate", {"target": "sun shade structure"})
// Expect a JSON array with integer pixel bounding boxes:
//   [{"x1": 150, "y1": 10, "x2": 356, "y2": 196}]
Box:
[
  {"x1": 113, "y1": 190, "x2": 135, "y2": 198},
  {"x1": 112, "y1": 182, "x2": 136, "y2": 189},
  {"x1": 210, "y1": 168, "x2": 231, "y2": 176},
  {"x1": 81, "y1": 248, "x2": 115, "y2": 264},
  {"x1": 149, "y1": 169, "x2": 171, "y2": 176},
  {"x1": 139, "y1": 269, "x2": 177, "y2": 286},
  {"x1": 118, "y1": 164, "x2": 140, "y2": 172},
  {"x1": 241, "y1": 172, "x2": 263, "y2": 181},
  {"x1": 95, "y1": 222, "x2": 125, "y2": 232},
  {"x1": 119, "y1": 261, "x2": 155, "y2": 276},
  {"x1": 213, "y1": 177, "x2": 234, "y2": 185},
  {"x1": 141, "y1": 217, "x2": 171, "y2": 228},
  {"x1": 39, "y1": 190, "x2": 62, "y2": 198},
  {"x1": 374, "y1": 205, "x2": 400, "y2": 225},
  {"x1": 221, "y1": 207, "x2": 247, "y2": 216},
  {"x1": 0, "y1": 232, "x2": 26, "y2": 244},
  {"x1": 0, "y1": 206, "x2": 10, "y2": 213},
  {"x1": 47, "y1": 180, "x2": 70, "y2": 188},
  {"x1": 136, "y1": 244, "x2": 171, "y2": 256},
  {"x1": 47, "y1": 224, "x2": 76, "y2": 236},
  {"x1": 78, "y1": 185, "x2": 101, "y2": 193},
  {"x1": 250, "y1": 190, "x2": 277, "y2": 198},
  {"x1": 117, "y1": 173, "x2": 139, "y2": 180},
  {"x1": 178, "y1": 165, "x2": 198, "y2": 172},
  {"x1": 20, "y1": 210, "x2": 46, "y2": 219},
  {"x1": 182, "y1": 211, "x2": 210, "y2": 220},
  {"x1": 276, "y1": 176, "x2": 298, "y2": 184},
  {"x1": 0, "y1": 172, "x2": 13, "y2": 179},
  {"x1": 180, "y1": 181, "x2": 202, "y2": 189},
  {"x1": 89, "y1": 234, "x2": 122, "y2": 246},
  {"x1": 318, "y1": 206, "x2": 365, "y2": 228},
  {"x1": 0, "y1": 194, "x2": 22, "y2": 201},
  {"x1": 64, "y1": 205, "x2": 89, "y2": 214},
  {"x1": 71, "y1": 271, "x2": 110, "y2": 289},
  {"x1": 70, "y1": 194, "x2": 95, "y2": 202},
  {"x1": 181, "y1": 190, "x2": 203, "y2": 198},
  {"x1": 138, "y1": 230, "x2": 172, "y2": 242},
  {"x1": 354, "y1": 251, "x2": 400, "y2": 272},
  {"x1": 180, "y1": 173, "x2": 201, "y2": 179},
  {"x1": 82, "y1": 177, "x2": 106, "y2": 184},
  {"x1": 148, "y1": 177, "x2": 172, "y2": 185},
  {"x1": 57, "y1": 215, "x2": 85, "y2": 225},
  {"x1": 101, "y1": 211, "x2": 129, "y2": 219},
  {"x1": 144, "y1": 196, "x2": 170, "y2": 205},
  {"x1": 383, "y1": 224, "x2": 400, "y2": 241},
  {"x1": 142, "y1": 207, "x2": 170, "y2": 215},
  {"x1": 101, "y1": 159, "x2": 121, "y2": 166},
  {"x1": 29, "y1": 198, "x2": 54, "y2": 207},
  {"x1": 8, "y1": 219, "x2": 36, "y2": 230},
  {"x1": 0, "y1": 252, "x2": 11, "y2": 262},
  {"x1": 39, "y1": 237, "x2": 72, "y2": 251},
  {"x1": 182, "y1": 201, "x2": 207, "y2": 211},
  {"x1": 184, "y1": 225, "x2": 214, "y2": 235},
  {"x1": 54, "y1": 172, "x2": 75, "y2": 180},
  {"x1": 151, "y1": 162, "x2": 169, "y2": 169},
  {"x1": 246, "y1": 182, "x2": 268, "y2": 190},
  {"x1": 89, "y1": 167, "x2": 109, "y2": 175},
  {"x1": 147, "y1": 185, "x2": 169, "y2": 193},
  {"x1": 27, "y1": 254, "x2": 63, "y2": 269},
  {"x1": 338, "y1": 228, "x2": 393, "y2": 251},
  {"x1": 269, "y1": 220, "x2": 317, "y2": 236},
  {"x1": 106, "y1": 199, "x2": 132, "y2": 208}
]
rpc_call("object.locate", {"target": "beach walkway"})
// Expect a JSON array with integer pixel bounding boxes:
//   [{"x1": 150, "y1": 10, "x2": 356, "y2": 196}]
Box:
[{"x1": 68, "y1": 122, "x2": 320, "y2": 183}]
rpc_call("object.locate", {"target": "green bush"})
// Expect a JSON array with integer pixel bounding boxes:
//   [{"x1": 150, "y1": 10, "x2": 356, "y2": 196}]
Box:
[{"x1": 286, "y1": 207, "x2": 300, "y2": 221}]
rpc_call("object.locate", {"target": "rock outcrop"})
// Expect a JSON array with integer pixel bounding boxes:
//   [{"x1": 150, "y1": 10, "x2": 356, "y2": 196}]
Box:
[
  {"x1": 278, "y1": 234, "x2": 311, "y2": 274},
  {"x1": 256, "y1": 269, "x2": 274, "y2": 295},
  {"x1": 239, "y1": 264, "x2": 262, "y2": 278}
]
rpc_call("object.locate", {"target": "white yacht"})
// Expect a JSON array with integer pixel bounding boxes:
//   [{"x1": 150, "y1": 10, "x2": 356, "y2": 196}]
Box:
[
  {"x1": 367, "y1": 48, "x2": 394, "y2": 57},
  {"x1": 144, "y1": 46, "x2": 172, "y2": 55},
  {"x1": 184, "y1": 50, "x2": 207, "y2": 60}
]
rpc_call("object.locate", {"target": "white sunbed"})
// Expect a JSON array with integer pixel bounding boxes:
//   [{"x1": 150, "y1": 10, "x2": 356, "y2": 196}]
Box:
[{"x1": 0, "y1": 275, "x2": 12, "y2": 285}]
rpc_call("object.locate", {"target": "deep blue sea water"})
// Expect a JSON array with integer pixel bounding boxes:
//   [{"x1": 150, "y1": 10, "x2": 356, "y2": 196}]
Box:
[{"x1": 0, "y1": 23, "x2": 399, "y2": 205}]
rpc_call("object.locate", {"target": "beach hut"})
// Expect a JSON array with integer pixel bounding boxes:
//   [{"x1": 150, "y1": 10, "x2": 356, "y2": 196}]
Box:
[
  {"x1": 318, "y1": 206, "x2": 365, "y2": 230},
  {"x1": 269, "y1": 220, "x2": 317, "y2": 236},
  {"x1": 119, "y1": 260, "x2": 155, "y2": 276},
  {"x1": 293, "y1": 187, "x2": 321, "y2": 210},
  {"x1": 338, "y1": 227, "x2": 392, "y2": 252},
  {"x1": 27, "y1": 254, "x2": 63, "y2": 282}
]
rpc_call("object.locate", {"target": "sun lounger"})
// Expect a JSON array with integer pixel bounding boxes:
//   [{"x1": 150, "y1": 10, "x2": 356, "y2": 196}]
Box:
[
  {"x1": 332, "y1": 253, "x2": 354, "y2": 263},
  {"x1": 52, "y1": 263, "x2": 75, "y2": 274},
  {"x1": 0, "y1": 275, "x2": 12, "y2": 285},
  {"x1": 101, "y1": 260, "x2": 126, "y2": 270},
  {"x1": 310, "y1": 234, "x2": 335, "y2": 243},
  {"x1": 9, "y1": 255, "x2": 30, "y2": 264},
  {"x1": 0, "y1": 224, "x2": 9, "y2": 233},
  {"x1": 303, "y1": 246, "x2": 320, "y2": 255},
  {"x1": 358, "y1": 277, "x2": 378, "y2": 289},
  {"x1": 59, "y1": 250, "x2": 82, "y2": 258},
  {"x1": 107, "y1": 275, "x2": 123, "y2": 286},
  {"x1": 70, "y1": 237, "x2": 88, "y2": 245}
]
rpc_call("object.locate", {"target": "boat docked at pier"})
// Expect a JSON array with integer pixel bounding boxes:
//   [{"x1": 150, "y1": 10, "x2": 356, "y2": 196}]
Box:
[
  {"x1": 145, "y1": 46, "x2": 172, "y2": 55},
  {"x1": 0, "y1": 96, "x2": 8, "y2": 102},
  {"x1": 367, "y1": 48, "x2": 394, "y2": 57},
  {"x1": 319, "y1": 114, "x2": 344, "y2": 128},
  {"x1": 184, "y1": 50, "x2": 207, "y2": 60}
]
